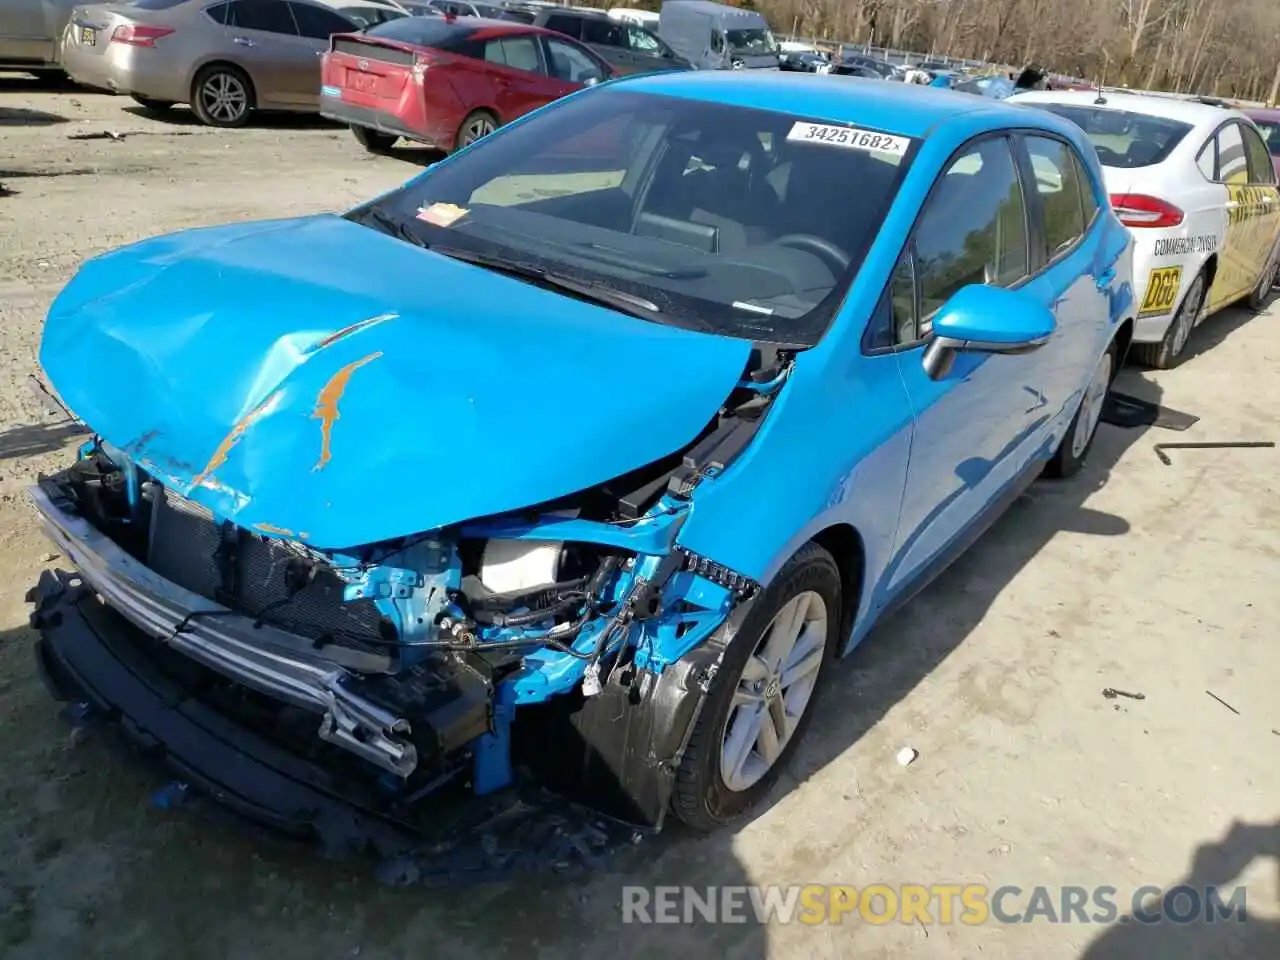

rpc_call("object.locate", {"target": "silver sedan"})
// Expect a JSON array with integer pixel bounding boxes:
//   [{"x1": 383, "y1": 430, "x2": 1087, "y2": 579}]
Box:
[{"x1": 59, "y1": 0, "x2": 407, "y2": 126}]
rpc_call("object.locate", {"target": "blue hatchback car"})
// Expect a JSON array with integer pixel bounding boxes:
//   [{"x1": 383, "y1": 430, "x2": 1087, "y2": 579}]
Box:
[{"x1": 28, "y1": 72, "x2": 1134, "y2": 841}]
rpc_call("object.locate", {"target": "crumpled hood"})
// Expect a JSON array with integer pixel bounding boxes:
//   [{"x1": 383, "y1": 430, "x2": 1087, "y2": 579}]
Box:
[{"x1": 41, "y1": 214, "x2": 752, "y2": 548}]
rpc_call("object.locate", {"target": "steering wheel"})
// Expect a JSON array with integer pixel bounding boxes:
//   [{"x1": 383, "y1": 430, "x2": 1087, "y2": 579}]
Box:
[{"x1": 773, "y1": 233, "x2": 851, "y2": 273}]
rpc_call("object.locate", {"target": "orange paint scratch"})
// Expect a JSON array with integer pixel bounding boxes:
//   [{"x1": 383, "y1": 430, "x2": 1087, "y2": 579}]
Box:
[
  {"x1": 313, "y1": 313, "x2": 398, "y2": 351},
  {"x1": 254, "y1": 523, "x2": 294, "y2": 537},
  {"x1": 191, "y1": 391, "x2": 282, "y2": 490},
  {"x1": 312, "y1": 351, "x2": 382, "y2": 471}
]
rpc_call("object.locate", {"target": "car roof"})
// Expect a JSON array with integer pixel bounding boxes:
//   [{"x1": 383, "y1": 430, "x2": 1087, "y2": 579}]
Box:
[
  {"x1": 611, "y1": 71, "x2": 1048, "y2": 140},
  {"x1": 1008, "y1": 89, "x2": 1246, "y2": 130},
  {"x1": 1243, "y1": 107, "x2": 1280, "y2": 122},
  {"x1": 315, "y1": 0, "x2": 409, "y2": 11}
]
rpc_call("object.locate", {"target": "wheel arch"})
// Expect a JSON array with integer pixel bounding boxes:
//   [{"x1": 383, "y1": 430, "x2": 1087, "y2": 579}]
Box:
[
  {"x1": 1200, "y1": 251, "x2": 1219, "y2": 288},
  {"x1": 807, "y1": 522, "x2": 866, "y2": 654},
  {"x1": 1113, "y1": 316, "x2": 1134, "y2": 368},
  {"x1": 187, "y1": 58, "x2": 257, "y2": 105}
]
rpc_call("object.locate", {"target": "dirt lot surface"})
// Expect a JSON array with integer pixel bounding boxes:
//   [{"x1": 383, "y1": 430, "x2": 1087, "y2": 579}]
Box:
[{"x1": 2, "y1": 76, "x2": 1278, "y2": 960}]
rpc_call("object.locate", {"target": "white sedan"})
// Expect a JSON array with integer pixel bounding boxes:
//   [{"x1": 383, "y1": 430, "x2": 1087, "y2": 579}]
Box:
[{"x1": 1010, "y1": 89, "x2": 1280, "y2": 368}]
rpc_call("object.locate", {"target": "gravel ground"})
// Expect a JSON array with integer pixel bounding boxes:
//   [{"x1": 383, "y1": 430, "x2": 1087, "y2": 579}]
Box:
[{"x1": 1, "y1": 75, "x2": 1278, "y2": 960}]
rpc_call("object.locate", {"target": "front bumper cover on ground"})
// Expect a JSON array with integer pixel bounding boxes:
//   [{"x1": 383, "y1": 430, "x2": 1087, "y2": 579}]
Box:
[{"x1": 28, "y1": 570, "x2": 643, "y2": 882}]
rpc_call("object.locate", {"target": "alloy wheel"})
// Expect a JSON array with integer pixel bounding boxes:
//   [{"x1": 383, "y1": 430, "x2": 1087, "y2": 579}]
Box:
[
  {"x1": 719, "y1": 590, "x2": 828, "y2": 793},
  {"x1": 200, "y1": 72, "x2": 248, "y2": 125},
  {"x1": 461, "y1": 115, "x2": 495, "y2": 146}
]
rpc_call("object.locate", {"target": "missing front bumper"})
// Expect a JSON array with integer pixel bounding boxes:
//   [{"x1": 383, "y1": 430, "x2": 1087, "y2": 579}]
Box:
[
  {"x1": 27, "y1": 481, "x2": 419, "y2": 777},
  {"x1": 27, "y1": 571, "x2": 642, "y2": 878}
]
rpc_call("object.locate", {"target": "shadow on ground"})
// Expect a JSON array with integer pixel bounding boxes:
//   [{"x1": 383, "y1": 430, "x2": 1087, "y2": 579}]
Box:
[
  {"x1": 0, "y1": 368, "x2": 1172, "y2": 958},
  {"x1": 121, "y1": 105, "x2": 342, "y2": 131},
  {"x1": 1180, "y1": 303, "x2": 1266, "y2": 365},
  {"x1": 1078, "y1": 820, "x2": 1280, "y2": 959},
  {"x1": 0, "y1": 71, "x2": 78, "y2": 94},
  {"x1": 0, "y1": 107, "x2": 68, "y2": 127},
  {"x1": 0, "y1": 422, "x2": 89, "y2": 462}
]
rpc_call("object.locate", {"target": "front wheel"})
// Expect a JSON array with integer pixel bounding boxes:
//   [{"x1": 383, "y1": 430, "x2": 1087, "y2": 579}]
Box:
[
  {"x1": 671, "y1": 542, "x2": 841, "y2": 831},
  {"x1": 1045, "y1": 340, "x2": 1117, "y2": 479}
]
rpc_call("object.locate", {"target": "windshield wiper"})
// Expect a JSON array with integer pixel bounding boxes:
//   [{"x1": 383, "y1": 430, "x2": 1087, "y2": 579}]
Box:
[
  {"x1": 431, "y1": 245, "x2": 668, "y2": 321},
  {"x1": 356, "y1": 207, "x2": 430, "y2": 249}
]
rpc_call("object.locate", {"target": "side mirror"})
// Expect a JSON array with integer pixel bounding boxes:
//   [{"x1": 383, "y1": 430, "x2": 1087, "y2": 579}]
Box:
[
  {"x1": 583, "y1": 73, "x2": 602, "y2": 86},
  {"x1": 921, "y1": 284, "x2": 1056, "y2": 380}
]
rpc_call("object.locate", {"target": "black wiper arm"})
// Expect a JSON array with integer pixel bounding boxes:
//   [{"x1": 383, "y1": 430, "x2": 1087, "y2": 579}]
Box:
[
  {"x1": 430, "y1": 245, "x2": 664, "y2": 321},
  {"x1": 356, "y1": 206, "x2": 430, "y2": 249}
]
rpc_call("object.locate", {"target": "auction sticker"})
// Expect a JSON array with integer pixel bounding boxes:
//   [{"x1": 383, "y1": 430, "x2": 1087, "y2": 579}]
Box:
[
  {"x1": 787, "y1": 121, "x2": 911, "y2": 156},
  {"x1": 1139, "y1": 265, "x2": 1183, "y2": 316},
  {"x1": 416, "y1": 202, "x2": 469, "y2": 227}
]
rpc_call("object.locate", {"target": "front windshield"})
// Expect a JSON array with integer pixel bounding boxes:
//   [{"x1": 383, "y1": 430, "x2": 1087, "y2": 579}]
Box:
[
  {"x1": 725, "y1": 27, "x2": 776, "y2": 55},
  {"x1": 347, "y1": 90, "x2": 914, "y2": 345},
  {"x1": 1035, "y1": 104, "x2": 1192, "y2": 168}
]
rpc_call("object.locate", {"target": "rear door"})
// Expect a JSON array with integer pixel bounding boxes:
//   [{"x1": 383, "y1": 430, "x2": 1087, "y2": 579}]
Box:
[
  {"x1": 1240, "y1": 121, "x2": 1280, "y2": 283},
  {"x1": 0, "y1": 0, "x2": 54, "y2": 63},
  {"x1": 1015, "y1": 132, "x2": 1121, "y2": 452},
  {"x1": 479, "y1": 33, "x2": 558, "y2": 120},
  {"x1": 1205, "y1": 121, "x2": 1255, "y2": 309},
  {"x1": 288, "y1": 1, "x2": 359, "y2": 106},
  {"x1": 540, "y1": 34, "x2": 607, "y2": 94},
  {"x1": 222, "y1": 0, "x2": 315, "y2": 107}
]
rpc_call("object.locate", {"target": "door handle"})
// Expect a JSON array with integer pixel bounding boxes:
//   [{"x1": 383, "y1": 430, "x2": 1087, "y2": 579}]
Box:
[
  {"x1": 233, "y1": 35, "x2": 255, "y2": 47},
  {"x1": 1095, "y1": 266, "x2": 1116, "y2": 290}
]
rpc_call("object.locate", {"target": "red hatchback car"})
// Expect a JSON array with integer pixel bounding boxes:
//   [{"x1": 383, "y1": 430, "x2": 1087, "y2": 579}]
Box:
[{"x1": 319, "y1": 15, "x2": 614, "y2": 153}]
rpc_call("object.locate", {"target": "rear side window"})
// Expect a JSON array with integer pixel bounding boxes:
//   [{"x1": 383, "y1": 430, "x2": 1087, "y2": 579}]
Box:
[
  {"x1": 543, "y1": 14, "x2": 581, "y2": 38},
  {"x1": 1216, "y1": 123, "x2": 1248, "y2": 183},
  {"x1": 1037, "y1": 104, "x2": 1192, "y2": 169},
  {"x1": 205, "y1": 2, "x2": 229, "y2": 23},
  {"x1": 291, "y1": 2, "x2": 356, "y2": 37},
  {"x1": 225, "y1": 0, "x2": 299, "y2": 33},
  {"x1": 1024, "y1": 135, "x2": 1087, "y2": 257},
  {"x1": 1242, "y1": 124, "x2": 1276, "y2": 185},
  {"x1": 483, "y1": 35, "x2": 541, "y2": 72}
]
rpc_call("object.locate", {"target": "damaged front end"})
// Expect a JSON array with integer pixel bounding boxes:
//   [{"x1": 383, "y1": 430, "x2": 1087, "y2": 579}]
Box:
[{"x1": 27, "y1": 344, "x2": 791, "y2": 848}]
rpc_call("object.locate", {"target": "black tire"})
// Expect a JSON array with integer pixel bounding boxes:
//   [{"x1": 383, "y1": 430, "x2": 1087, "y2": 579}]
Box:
[
  {"x1": 453, "y1": 109, "x2": 498, "y2": 151},
  {"x1": 1130, "y1": 269, "x2": 1206, "y2": 370},
  {"x1": 190, "y1": 63, "x2": 254, "y2": 128},
  {"x1": 1045, "y1": 338, "x2": 1118, "y2": 479},
  {"x1": 1247, "y1": 237, "x2": 1280, "y2": 312},
  {"x1": 131, "y1": 94, "x2": 175, "y2": 112},
  {"x1": 351, "y1": 125, "x2": 398, "y2": 153},
  {"x1": 672, "y1": 542, "x2": 841, "y2": 831}
]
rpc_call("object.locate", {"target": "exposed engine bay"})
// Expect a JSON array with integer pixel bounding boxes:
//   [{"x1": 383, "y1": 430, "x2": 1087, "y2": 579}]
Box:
[{"x1": 27, "y1": 344, "x2": 792, "y2": 838}]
